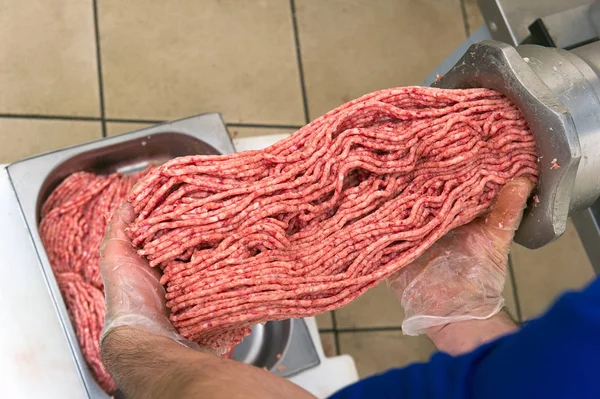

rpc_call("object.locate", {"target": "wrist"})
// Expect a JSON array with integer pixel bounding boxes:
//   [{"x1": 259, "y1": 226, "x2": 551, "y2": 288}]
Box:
[{"x1": 426, "y1": 308, "x2": 518, "y2": 356}]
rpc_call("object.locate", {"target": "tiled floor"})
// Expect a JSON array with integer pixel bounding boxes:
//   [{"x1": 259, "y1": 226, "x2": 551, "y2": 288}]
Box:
[
  {"x1": 1, "y1": 0, "x2": 596, "y2": 380},
  {"x1": 295, "y1": 0, "x2": 465, "y2": 119},
  {"x1": 510, "y1": 220, "x2": 595, "y2": 321},
  {"x1": 338, "y1": 330, "x2": 436, "y2": 378}
]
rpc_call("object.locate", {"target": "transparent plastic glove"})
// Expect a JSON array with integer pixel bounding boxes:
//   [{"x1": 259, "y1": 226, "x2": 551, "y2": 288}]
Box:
[
  {"x1": 99, "y1": 203, "x2": 204, "y2": 350},
  {"x1": 388, "y1": 177, "x2": 534, "y2": 336}
]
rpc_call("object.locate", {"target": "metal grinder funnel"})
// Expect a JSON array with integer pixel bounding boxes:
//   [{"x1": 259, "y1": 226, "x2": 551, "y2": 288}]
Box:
[{"x1": 433, "y1": 40, "x2": 600, "y2": 249}]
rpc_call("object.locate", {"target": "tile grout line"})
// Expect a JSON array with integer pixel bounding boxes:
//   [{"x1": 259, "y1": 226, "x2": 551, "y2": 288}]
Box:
[
  {"x1": 289, "y1": 0, "x2": 311, "y2": 124},
  {"x1": 0, "y1": 113, "x2": 101, "y2": 122},
  {"x1": 459, "y1": 0, "x2": 471, "y2": 37},
  {"x1": 107, "y1": 117, "x2": 164, "y2": 124},
  {"x1": 330, "y1": 311, "x2": 342, "y2": 356},
  {"x1": 227, "y1": 122, "x2": 303, "y2": 130},
  {"x1": 507, "y1": 253, "x2": 523, "y2": 323},
  {"x1": 328, "y1": 311, "x2": 335, "y2": 333},
  {"x1": 0, "y1": 113, "x2": 303, "y2": 130},
  {"x1": 92, "y1": 0, "x2": 107, "y2": 137}
]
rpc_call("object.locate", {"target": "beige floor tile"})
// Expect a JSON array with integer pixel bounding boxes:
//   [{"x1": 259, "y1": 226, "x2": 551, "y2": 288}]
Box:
[
  {"x1": 228, "y1": 127, "x2": 297, "y2": 139},
  {"x1": 339, "y1": 331, "x2": 436, "y2": 378},
  {"x1": 315, "y1": 312, "x2": 334, "y2": 330},
  {"x1": 0, "y1": 0, "x2": 99, "y2": 116},
  {"x1": 296, "y1": 0, "x2": 466, "y2": 119},
  {"x1": 229, "y1": 126, "x2": 296, "y2": 152},
  {"x1": 109, "y1": 123, "x2": 298, "y2": 139},
  {"x1": 511, "y1": 220, "x2": 595, "y2": 320},
  {"x1": 464, "y1": 0, "x2": 484, "y2": 35},
  {"x1": 0, "y1": 119, "x2": 102, "y2": 163},
  {"x1": 106, "y1": 122, "x2": 154, "y2": 136},
  {"x1": 99, "y1": 0, "x2": 304, "y2": 125},
  {"x1": 336, "y1": 282, "x2": 403, "y2": 329},
  {"x1": 319, "y1": 332, "x2": 337, "y2": 358}
]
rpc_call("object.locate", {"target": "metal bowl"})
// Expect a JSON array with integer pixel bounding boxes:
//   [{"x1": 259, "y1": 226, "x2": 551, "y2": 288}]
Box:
[
  {"x1": 233, "y1": 320, "x2": 291, "y2": 368},
  {"x1": 7, "y1": 114, "x2": 321, "y2": 397},
  {"x1": 234, "y1": 319, "x2": 320, "y2": 378},
  {"x1": 7, "y1": 114, "x2": 235, "y2": 398}
]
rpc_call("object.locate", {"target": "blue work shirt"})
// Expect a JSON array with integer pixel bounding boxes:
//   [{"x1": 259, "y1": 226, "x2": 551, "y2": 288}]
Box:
[{"x1": 330, "y1": 276, "x2": 600, "y2": 399}]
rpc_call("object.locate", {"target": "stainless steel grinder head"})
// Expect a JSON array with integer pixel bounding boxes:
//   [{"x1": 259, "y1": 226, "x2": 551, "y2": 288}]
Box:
[{"x1": 433, "y1": 40, "x2": 600, "y2": 249}]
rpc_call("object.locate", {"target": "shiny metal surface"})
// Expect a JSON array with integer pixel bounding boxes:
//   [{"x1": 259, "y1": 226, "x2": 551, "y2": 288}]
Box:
[
  {"x1": 537, "y1": 3, "x2": 597, "y2": 49},
  {"x1": 434, "y1": 40, "x2": 600, "y2": 249},
  {"x1": 478, "y1": 0, "x2": 594, "y2": 45},
  {"x1": 518, "y1": 43, "x2": 600, "y2": 212},
  {"x1": 567, "y1": 42, "x2": 600, "y2": 274},
  {"x1": 433, "y1": 40, "x2": 581, "y2": 248},
  {"x1": 573, "y1": 206, "x2": 600, "y2": 274},
  {"x1": 572, "y1": 41, "x2": 600, "y2": 77},
  {"x1": 422, "y1": 25, "x2": 493, "y2": 86},
  {"x1": 233, "y1": 319, "x2": 320, "y2": 378}
]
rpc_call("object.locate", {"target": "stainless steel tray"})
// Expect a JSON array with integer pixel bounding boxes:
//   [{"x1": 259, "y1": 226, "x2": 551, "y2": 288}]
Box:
[
  {"x1": 233, "y1": 318, "x2": 320, "y2": 378},
  {"x1": 6, "y1": 113, "x2": 319, "y2": 397}
]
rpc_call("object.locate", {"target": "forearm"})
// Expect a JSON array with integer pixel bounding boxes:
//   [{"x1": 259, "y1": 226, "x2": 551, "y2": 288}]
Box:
[
  {"x1": 426, "y1": 308, "x2": 518, "y2": 356},
  {"x1": 101, "y1": 326, "x2": 316, "y2": 399},
  {"x1": 101, "y1": 326, "x2": 209, "y2": 398}
]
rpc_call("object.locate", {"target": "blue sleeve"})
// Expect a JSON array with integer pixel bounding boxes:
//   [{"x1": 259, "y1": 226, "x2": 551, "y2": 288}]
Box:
[{"x1": 329, "y1": 276, "x2": 600, "y2": 399}]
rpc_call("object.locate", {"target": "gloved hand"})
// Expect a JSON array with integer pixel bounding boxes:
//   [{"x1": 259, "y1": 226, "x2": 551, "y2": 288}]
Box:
[
  {"x1": 99, "y1": 203, "x2": 204, "y2": 350},
  {"x1": 388, "y1": 177, "x2": 534, "y2": 336}
]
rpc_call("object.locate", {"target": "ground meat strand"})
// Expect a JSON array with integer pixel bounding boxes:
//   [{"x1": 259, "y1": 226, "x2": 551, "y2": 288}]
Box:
[
  {"x1": 39, "y1": 170, "x2": 146, "y2": 394},
  {"x1": 128, "y1": 87, "x2": 538, "y2": 350}
]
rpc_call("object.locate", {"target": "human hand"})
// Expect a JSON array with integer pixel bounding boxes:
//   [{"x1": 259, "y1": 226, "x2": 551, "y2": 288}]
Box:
[
  {"x1": 388, "y1": 177, "x2": 534, "y2": 336},
  {"x1": 100, "y1": 205, "x2": 315, "y2": 399},
  {"x1": 99, "y1": 203, "x2": 197, "y2": 348}
]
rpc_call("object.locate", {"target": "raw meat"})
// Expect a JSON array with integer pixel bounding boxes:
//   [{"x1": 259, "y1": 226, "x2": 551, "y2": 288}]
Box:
[
  {"x1": 127, "y1": 87, "x2": 538, "y2": 350},
  {"x1": 39, "y1": 171, "x2": 144, "y2": 393}
]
